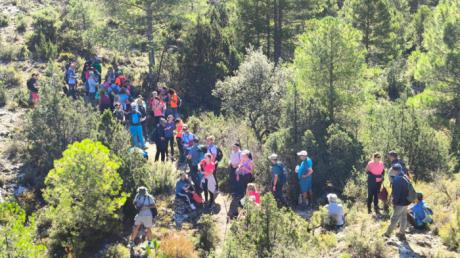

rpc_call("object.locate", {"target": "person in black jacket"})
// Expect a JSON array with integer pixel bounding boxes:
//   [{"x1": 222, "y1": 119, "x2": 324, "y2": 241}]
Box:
[
  {"x1": 154, "y1": 118, "x2": 167, "y2": 162},
  {"x1": 27, "y1": 73, "x2": 40, "y2": 106},
  {"x1": 384, "y1": 167, "x2": 411, "y2": 240}
]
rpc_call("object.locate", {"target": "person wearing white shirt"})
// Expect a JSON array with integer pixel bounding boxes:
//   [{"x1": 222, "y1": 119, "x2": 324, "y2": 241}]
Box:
[{"x1": 325, "y1": 193, "x2": 345, "y2": 229}]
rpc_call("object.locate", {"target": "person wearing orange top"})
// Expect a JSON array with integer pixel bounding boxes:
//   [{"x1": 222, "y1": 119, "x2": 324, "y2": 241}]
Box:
[
  {"x1": 175, "y1": 118, "x2": 185, "y2": 165},
  {"x1": 366, "y1": 152, "x2": 385, "y2": 214},
  {"x1": 199, "y1": 153, "x2": 217, "y2": 208},
  {"x1": 168, "y1": 89, "x2": 181, "y2": 119}
]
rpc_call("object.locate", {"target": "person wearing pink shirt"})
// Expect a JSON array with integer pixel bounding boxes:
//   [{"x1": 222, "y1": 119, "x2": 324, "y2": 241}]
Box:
[
  {"x1": 199, "y1": 153, "x2": 217, "y2": 208},
  {"x1": 366, "y1": 152, "x2": 385, "y2": 214},
  {"x1": 148, "y1": 91, "x2": 166, "y2": 126}
]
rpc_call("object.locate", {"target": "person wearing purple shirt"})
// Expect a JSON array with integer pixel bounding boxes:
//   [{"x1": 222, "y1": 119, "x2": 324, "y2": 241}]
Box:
[{"x1": 164, "y1": 114, "x2": 176, "y2": 160}]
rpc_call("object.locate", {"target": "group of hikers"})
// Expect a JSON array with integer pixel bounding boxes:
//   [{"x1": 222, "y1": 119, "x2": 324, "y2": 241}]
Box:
[{"x1": 25, "y1": 57, "x2": 434, "y2": 249}]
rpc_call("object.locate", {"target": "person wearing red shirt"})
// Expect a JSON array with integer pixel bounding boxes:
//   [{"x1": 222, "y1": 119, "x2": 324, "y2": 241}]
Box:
[{"x1": 199, "y1": 153, "x2": 217, "y2": 208}]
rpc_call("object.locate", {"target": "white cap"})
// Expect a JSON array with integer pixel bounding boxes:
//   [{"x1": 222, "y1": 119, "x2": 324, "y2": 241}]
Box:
[
  {"x1": 327, "y1": 193, "x2": 338, "y2": 203},
  {"x1": 297, "y1": 150, "x2": 308, "y2": 156},
  {"x1": 268, "y1": 153, "x2": 278, "y2": 160}
]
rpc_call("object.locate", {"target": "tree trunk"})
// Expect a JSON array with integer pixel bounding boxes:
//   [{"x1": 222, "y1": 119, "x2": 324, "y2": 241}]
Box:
[
  {"x1": 266, "y1": 0, "x2": 271, "y2": 58},
  {"x1": 273, "y1": 0, "x2": 282, "y2": 64},
  {"x1": 146, "y1": 2, "x2": 155, "y2": 88},
  {"x1": 328, "y1": 34, "x2": 335, "y2": 123}
]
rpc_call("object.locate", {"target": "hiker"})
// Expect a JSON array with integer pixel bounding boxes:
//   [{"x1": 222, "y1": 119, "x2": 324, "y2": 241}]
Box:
[
  {"x1": 115, "y1": 70, "x2": 126, "y2": 86},
  {"x1": 149, "y1": 91, "x2": 165, "y2": 126},
  {"x1": 98, "y1": 88, "x2": 111, "y2": 112},
  {"x1": 128, "y1": 186, "x2": 156, "y2": 248},
  {"x1": 235, "y1": 150, "x2": 255, "y2": 197},
  {"x1": 175, "y1": 118, "x2": 185, "y2": 165},
  {"x1": 384, "y1": 169, "x2": 412, "y2": 240},
  {"x1": 228, "y1": 143, "x2": 242, "y2": 195},
  {"x1": 106, "y1": 67, "x2": 116, "y2": 83},
  {"x1": 87, "y1": 71, "x2": 98, "y2": 105},
  {"x1": 187, "y1": 137, "x2": 205, "y2": 191},
  {"x1": 269, "y1": 153, "x2": 287, "y2": 206},
  {"x1": 408, "y1": 193, "x2": 433, "y2": 230},
  {"x1": 168, "y1": 89, "x2": 181, "y2": 118},
  {"x1": 127, "y1": 105, "x2": 146, "y2": 149},
  {"x1": 26, "y1": 73, "x2": 40, "y2": 106},
  {"x1": 113, "y1": 103, "x2": 125, "y2": 124},
  {"x1": 181, "y1": 124, "x2": 195, "y2": 154},
  {"x1": 325, "y1": 193, "x2": 345, "y2": 229},
  {"x1": 366, "y1": 152, "x2": 385, "y2": 214},
  {"x1": 240, "y1": 183, "x2": 261, "y2": 206},
  {"x1": 92, "y1": 57, "x2": 102, "y2": 82},
  {"x1": 164, "y1": 115, "x2": 176, "y2": 160},
  {"x1": 135, "y1": 97, "x2": 148, "y2": 139},
  {"x1": 176, "y1": 172, "x2": 196, "y2": 210},
  {"x1": 388, "y1": 151, "x2": 408, "y2": 180},
  {"x1": 153, "y1": 118, "x2": 167, "y2": 162},
  {"x1": 296, "y1": 150, "x2": 314, "y2": 208},
  {"x1": 199, "y1": 153, "x2": 217, "y2": 208},
  {"x1": 206, "y1": 135, "x2": 219, "y2": 191},
  {"x1": 118, "y1": 87, "x2": 130, "y2": 111},
  {"x1": 65, "y1": 61, "x2": 78, "y2": 99}
]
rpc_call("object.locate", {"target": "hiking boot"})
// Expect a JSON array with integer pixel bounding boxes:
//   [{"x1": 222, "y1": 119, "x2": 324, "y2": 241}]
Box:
[
  {"x1": 396, "y1": 233, "x2": 406, "y2": 241},
  {"x1": 374, "y1": 207, "x2": 381, "y2": 215},
  {"x1": 368, "y1": 207, "x2": 372, "y2": 214}
]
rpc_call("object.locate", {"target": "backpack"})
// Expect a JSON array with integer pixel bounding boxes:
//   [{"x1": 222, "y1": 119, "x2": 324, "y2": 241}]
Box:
[
  {"x1": 216, "y1": 147, "x2": 223, "y2": 162},
  {"x1": 404, "y1": 176, "x2": 417, "y2": 203}
]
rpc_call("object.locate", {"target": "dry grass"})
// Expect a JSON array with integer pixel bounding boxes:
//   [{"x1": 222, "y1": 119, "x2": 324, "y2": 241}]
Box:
[{"x1": 160, "y1": 232, "x2": 198, "y2": 258}]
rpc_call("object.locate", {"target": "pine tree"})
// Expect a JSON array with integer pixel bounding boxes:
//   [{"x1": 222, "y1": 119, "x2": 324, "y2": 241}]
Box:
[{"x1": 342, "y1": 0, "x2": 401, "y2": 66}]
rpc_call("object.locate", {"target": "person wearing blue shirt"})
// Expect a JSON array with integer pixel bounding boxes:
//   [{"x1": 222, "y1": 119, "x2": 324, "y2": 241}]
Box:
[
  {"x1": 175, "y1": 173, "x2": 196, "y2": 210},
  {"x1": 127, "y1": 105, "x2": 146, "y2": 149},
  {"x1": 66, "y1": 62, "x2": 78, "y2": 99},
  {"x1": 269, "y1": 153, "x2": 287, "y2": 206},
  {"x1": 408, "y1": 193, "x2": 433, "y2": 229},
  {"x1": 181, "y1": 125, "x2": 195, "y2": 153},
  {"x1": 187, "y1": 138, "x2": 204, "y2": 191},
  {"x1": 296, "y1": 150, "x2": 313, "y2": 209}
]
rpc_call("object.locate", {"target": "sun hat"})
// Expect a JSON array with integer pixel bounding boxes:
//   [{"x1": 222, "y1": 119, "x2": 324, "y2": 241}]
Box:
[{"x1": 327, "y1": 193, "x2": 338, "y2": 203}]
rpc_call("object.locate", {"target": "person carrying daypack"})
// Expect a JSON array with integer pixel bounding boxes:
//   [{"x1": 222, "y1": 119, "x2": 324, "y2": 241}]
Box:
[
  {"x1": 269, "y1": 153, "x2": 287, "y2": 207},
  {"x1": 206, "y1": 135, "x2": 220, "y2": 192},
  {"x1": 408, "y1": 192, "x2": 433, "y2": 230},
  {"x1": 27, "y1": 73, "x2": 40, "y2": 107},
  {"x1": 384, "y1": 170, "x2": 415, "y2": 240},
  {"x1": 128, "y1": 186, "x2": 156, "y2": 249},
  {"x1": 127, "y1": 105, "x2": 146, "y2": 149},
  {"x1": 65, "y1": 62, "x2": 78, "y2": 99}
]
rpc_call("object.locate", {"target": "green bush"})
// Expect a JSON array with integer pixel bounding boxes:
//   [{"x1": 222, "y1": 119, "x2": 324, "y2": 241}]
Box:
[
  {"x1": 0, "y1": 84, "x2": 6, "y2": 107},
  {"x1": 0, "y1": 66, "x2": 23, "y2": 88},
  {"x1": 42, "y1": 139, "x2": 127, "y2": 256},
  {"x1": 16, "y1": 16, "x2": 27, "y2": 33},
  {"x1": 439, "y1": 204, "x2": 460, "y2": 251},
  {"x1": 0, "y1": 202, "x2": 47, "y2": 257},
  {"x1": 102, "y1": 243, "x2": 130, "y2": 258},
  {"x1": 196, "y1": 214, "x2": 219, "y2": 255},
  {"x1": 0, "y1": 13, "x2": 9, "y2": 27},
  {"x1": 27, "y1": 8, "x2": 59, "y2": 61},
  {"x1": 22, "y1": 85, "x2": 100, "y2": 188}
]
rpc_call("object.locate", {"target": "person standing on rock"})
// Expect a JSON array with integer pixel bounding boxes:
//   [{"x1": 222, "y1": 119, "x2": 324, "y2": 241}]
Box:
[
  {"x1": 27, "y1": 73, "x2": 40, "y2": 107},
  {"x1": 384, "y1": 170, "x2": 411, "y2": 240}
]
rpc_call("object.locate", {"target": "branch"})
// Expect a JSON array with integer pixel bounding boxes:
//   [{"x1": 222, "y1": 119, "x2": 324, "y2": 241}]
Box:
[{"x1": 117, "y1": 0, "x2": 146, "y2": 11}]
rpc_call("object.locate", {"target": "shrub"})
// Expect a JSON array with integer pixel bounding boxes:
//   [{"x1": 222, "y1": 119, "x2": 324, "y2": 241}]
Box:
[
  {"x1": 22, "y1": 85, "x2": 100, "y2": 188},
  {"x1": 27, "y1": 8, "x2": 58, "y2": 61},
  {"x1": 0, "y1": 84, "x2": 6, "y2": 107},
  {"x1": 42, "y1": 139, "x2": 127, "y2": 256},
  {"x1": 0, "y1": 202, "x2": 47, "y2": 257},
  {"x1": 0, "y1": 13, "x2": 8, "y2": 27},
  {"x1": 16, "y1": 16, "x2": 27, "y2": 33},
  {"x1": 344, "y1": 221, "x2": 388, "y2": 258},
  {"x1": 102, "y1": 243, "x2": 130, "y2": 258},
  {"x1": 196, "y1": 214, "x2": 219, "y2": 255},
  {"x1": 439, "y1": 204, "x2": 460, "y2": 251},
  {"x1": 146, "y1": 161, "x2": 180, "y2": 195},
  {"x1": 160, "y1": 232, "x2": 198, "y2": 258},
  {"x1": 0, "y1": 66, "x2": 23, "y2": 88}
]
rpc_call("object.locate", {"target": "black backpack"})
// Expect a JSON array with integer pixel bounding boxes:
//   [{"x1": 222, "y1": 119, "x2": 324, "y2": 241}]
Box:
[{"x1": 216, "y1": 147, "x2": 223, "y2": 162}]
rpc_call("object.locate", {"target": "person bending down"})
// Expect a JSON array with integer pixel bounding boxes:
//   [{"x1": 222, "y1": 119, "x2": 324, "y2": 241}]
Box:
[{"x1": 176, "y1": 172, "x2": 196, "y2": 210}]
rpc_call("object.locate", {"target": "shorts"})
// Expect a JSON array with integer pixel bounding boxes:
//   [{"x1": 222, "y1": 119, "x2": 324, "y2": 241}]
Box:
[
  {"x1": 30, "y1": 92, "x2": 39, "y2": 104},
  {"x1": 134, "y1": 215, "x2": 153, "y2": 228},
  {"x1": 299, "y1": 175, "x2": 312, "y2": 193}
]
